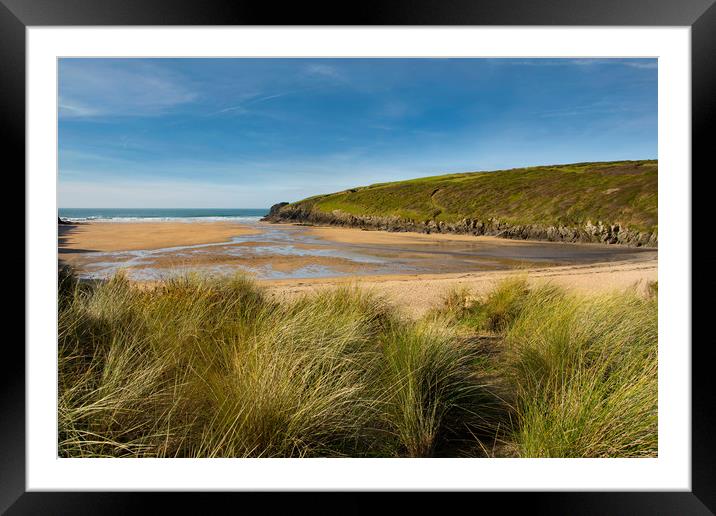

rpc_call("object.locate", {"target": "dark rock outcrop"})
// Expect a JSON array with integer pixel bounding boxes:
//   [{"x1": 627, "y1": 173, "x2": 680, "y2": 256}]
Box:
[
  {"x1": 263, "y1": 204, "x2": 657, "y2": 248},
  {"x1": 58, "y1": 217, "x2": 72, "y2": 225},
  {"x1": 261, "y1": 202, "x2": 290, "y2": 221}
]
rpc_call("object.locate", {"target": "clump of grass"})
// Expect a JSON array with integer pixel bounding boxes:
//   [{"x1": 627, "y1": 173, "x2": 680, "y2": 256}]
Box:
[
  {"x1": 438, "y1": 277, "x2": 561, "y2": 333},
  {"x1": 440, "y1": 286, "x2": 477, "y2": 321},
  {"x1": 58, "y1": 272, "x2": 203, "y2": 457},
  {"x1": 192, "y1": 287, "x2": 391, "y2": 457},
  {"x1": 58, "y1": 264, "x2": 78, "y2": 302},
  {"x1": 473, "y1": 278, "x2": 531, "y2": 332},
  {"x1": 435, "y1": 277, "x2": 658, "y2": 457},
  {"x1": 378, "y1": 317, "x2": 495, "y2": 457},
  {"x1": 502, "y1": 288, "x2": 658, "y2": 457}
]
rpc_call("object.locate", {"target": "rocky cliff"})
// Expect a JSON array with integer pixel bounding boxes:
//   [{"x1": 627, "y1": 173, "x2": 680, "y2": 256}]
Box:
[{"x1": 263, "y1": 203, "x2": 657, "y2": 247}]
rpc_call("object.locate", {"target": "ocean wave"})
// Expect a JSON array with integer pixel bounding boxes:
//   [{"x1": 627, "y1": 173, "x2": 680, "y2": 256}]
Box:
[{"x1": 63, "y1": 216, "x2": 264, "y2": 223}]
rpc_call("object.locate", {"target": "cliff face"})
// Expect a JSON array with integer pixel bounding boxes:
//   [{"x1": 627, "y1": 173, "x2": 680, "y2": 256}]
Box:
[{"x1": 263, "y1": 204, "x2": 657, "y2": 247}]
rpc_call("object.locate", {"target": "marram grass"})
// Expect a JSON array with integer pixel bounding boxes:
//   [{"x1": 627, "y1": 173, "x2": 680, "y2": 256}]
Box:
[
  {"x1": 58, "y1": 269, "x2": 657, "y2": 458},
  {"x1": 437, "y1": 279, "x2": 658, "y2": 458},
  {"x1": 502, "y1": 288, "x2": 658, "y2": 457}
]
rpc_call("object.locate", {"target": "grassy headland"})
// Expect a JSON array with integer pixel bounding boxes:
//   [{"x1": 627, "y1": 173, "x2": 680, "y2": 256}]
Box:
[
  {"x1": 58, "y1": 267, "x2": 657, "y2": 458},
  {"x1": 265, "y1": 160, "x2": 657, "y2": 246}
]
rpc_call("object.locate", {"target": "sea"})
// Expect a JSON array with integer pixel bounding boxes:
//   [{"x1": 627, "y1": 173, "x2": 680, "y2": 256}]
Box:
[{"x1": 58, "y1": 208, "x2": 268, "y2": 223}]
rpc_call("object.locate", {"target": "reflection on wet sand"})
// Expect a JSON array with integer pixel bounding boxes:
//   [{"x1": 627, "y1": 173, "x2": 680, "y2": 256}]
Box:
[{"x1": 59, "y1": 221, "x2": 658, "y2": 281}]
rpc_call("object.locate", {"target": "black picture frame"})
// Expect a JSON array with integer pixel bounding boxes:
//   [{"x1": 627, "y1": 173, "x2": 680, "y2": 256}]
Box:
[{"x1": 5, "y1": 0, "x2": 714, "y2": 513}]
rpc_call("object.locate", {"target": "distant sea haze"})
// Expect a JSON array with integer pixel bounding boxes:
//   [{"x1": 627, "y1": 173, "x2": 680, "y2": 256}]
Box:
[{"x1": 58, "y1": 208, "x2": 268, "y2": 223}]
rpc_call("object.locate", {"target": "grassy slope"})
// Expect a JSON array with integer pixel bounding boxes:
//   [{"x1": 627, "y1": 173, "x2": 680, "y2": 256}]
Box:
[{"x1": 287, "y1": 160, "x2": 658, "y2": 233}]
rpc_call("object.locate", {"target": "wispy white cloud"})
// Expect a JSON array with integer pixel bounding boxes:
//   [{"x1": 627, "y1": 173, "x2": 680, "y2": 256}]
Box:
[
  {"x1": 538, "y1": 105, "x2": 633, "y2": 118},
  {"x1": 58, "y1": 101, "x2": 100, "y2": 118},
  {"x1": 578, "y1": 59, "x2": 657, "y2": 69},
  {"x1": 623, "y1": 61, "x2": 658, "y2": 69},
  {"x1": 214, "y1": 91, "x2": 291, "y2": 115},
  {"x1": 504, "y1": 58, "x2": 657, "y2": 69},
  {"x1": 59, "y1": 59, "x2": 197, "y2": 119},
  {"x1": 211, "y1": 64, "x2": 347, "y2": 118},
  {"x1": 250, "y1": 92, "x2": 289, "y2": 103},
  {"x1": 381, "y1": 100, "x2": 413, "y2": 119},
  {"x1": 535, "y1": 98, "x2": 646, "y2": 119},
  {"x1": 305, "y1": 63, "x2": 343, "y2": 81},
  {"x1": 215, "y1": 105, "x2": 249, "y2": 115}
]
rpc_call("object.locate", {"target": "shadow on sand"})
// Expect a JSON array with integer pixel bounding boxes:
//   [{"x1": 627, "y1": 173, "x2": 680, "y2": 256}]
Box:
[
  {"x1": 58, "y1": 224, "x2": 98, "y2": 255},
  {"x1": 58, "y1": 224, "x2": 100, "y2": 272}
]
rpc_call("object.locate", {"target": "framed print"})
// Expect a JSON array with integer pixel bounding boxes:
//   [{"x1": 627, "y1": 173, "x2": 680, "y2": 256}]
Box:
[{"x1": 5, "y1": 0, "x2": 715, "y2": 512}]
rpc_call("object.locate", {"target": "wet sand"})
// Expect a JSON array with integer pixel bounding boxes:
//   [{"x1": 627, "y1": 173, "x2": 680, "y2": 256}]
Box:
[
  {"x1": 302, "y1": 224, "x2": 655, "y2": 264},
  {"x1": 58, "y1": 221, "x2": 657, "y2": 298},
  {"x1": 307, "y1": 226, "x2": 543, "y2": 245}
]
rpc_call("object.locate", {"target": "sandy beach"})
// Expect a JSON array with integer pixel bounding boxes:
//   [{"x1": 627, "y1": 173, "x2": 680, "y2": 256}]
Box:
[
  {"x1": 58, "y1": 221, "x2": 260, "y2": 252},
  {"x1": 262, "y1": 259, "x2": 657, "y2": 317},
  {"x1": 58, "y1": 220, "x2": 657, "y2": 315}
]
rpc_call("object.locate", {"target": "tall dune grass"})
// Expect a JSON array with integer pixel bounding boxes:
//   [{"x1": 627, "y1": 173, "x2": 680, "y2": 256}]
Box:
[
  {"x1": 379, "y1": 318, "x2": 504, "y2": 457},
  {"x1": 502, "y1": 288, "x2": 658, "y2": 457},
  {"x1": 59, "y1": 269, "x2": 657, "y2": 458},
  {"x1": 58, "y1": 271, "x2": 493, "y2": 457},
  {"x1": 191, "y1": 287, "x2": 391, "y2": 457},
  {"x1": 438, "y1": 279, "x2": 658, "y2": 458}
]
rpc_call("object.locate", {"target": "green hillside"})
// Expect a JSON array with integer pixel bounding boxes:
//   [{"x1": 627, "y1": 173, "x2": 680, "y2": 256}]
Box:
[
  {"x1": 282, "y1": 160, "x2": 657, "y2": 234},
  {"x1": 289, "y1": 160, "x2": 658, "y2": 232}
]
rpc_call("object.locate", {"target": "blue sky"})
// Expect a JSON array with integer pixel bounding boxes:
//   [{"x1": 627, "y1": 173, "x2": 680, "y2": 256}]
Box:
[{"x1": 58, "y1": 58, "x2": 657, "y2": 208}]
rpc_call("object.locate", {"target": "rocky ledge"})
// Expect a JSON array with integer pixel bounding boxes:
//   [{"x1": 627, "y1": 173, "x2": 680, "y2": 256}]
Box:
[{"x1": 262, "y1": 203, "x2": 657, "y2": 247}]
